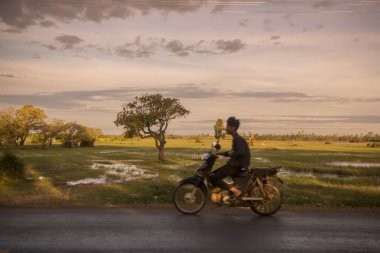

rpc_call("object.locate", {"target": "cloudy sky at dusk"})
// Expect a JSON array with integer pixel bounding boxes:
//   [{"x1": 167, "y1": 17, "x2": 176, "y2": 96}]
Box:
[{"x1": 0, "y1": 0, "x2": 379, "y2": 135}]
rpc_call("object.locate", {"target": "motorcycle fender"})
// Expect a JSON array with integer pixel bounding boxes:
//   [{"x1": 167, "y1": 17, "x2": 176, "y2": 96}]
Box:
[{"x1": 179, "y1": 175, "x2": 208, "y2": 193}]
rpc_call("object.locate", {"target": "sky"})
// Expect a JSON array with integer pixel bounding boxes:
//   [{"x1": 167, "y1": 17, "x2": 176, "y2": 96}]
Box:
[{"x1": 0, "y1": 0, "x2": 379, "y2": 135}]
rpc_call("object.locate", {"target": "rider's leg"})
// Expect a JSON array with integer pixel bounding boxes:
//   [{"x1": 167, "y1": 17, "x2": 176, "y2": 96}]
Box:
[{"x1": 210, "y1": 164, "x2": 241, "y2": 196}]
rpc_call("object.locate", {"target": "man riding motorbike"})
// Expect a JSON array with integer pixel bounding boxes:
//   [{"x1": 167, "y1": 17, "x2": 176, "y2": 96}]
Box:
[{"x1": 209, "y1": 116, "x2": 251, "y2": 201}]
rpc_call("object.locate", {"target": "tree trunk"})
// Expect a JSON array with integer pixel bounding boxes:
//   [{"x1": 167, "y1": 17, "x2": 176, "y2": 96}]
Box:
[{"x1": 158, "y1": 145, "x2": 165, "y2": 161}]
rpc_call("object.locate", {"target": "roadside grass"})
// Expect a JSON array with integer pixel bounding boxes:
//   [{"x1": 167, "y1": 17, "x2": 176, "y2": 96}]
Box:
[
  {"x1": 283, "y1": 176, "x2": 380, "y2": 208},
  {"x1": 0, "y1": 139, "x2": 379, "y2": 208}
]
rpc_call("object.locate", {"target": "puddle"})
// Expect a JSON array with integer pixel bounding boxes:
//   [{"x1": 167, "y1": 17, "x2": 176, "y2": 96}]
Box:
[
  {"x1": 67, "y1": 160, "x2": 158, "y2": 185},
  {"x1": 67, "y1": 176, "x2": 116, "y2": 185},
  {"x1": 168, "y1": 175, "x2": 182, "y2": 182},
  {"x1": 278, "y1": 169, "x2": 351, "y2": 179},
  {"x1": 254, "y1": 157, "x2": 270, "y2": 163},
  {"x1": 326, "y1": 162, "x2": 380, "y2": 168},
  {"x1": 165, "y1": 162, "x2": 198, "y2": 170},
  {"x1": 99, "y1": 150, "x2": 122, "y2": 154}
]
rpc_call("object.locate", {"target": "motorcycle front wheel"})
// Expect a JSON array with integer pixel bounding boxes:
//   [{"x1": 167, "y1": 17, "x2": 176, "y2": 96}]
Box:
[
  {"x1": 173, "y1": 183, "x2": 206, "y2": 215},
  {"x1": 250, "y1": 183, "x2": 283, "y2": 216}
]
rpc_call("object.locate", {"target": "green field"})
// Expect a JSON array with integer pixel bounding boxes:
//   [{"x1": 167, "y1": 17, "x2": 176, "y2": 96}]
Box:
[{"x1": 1, "y1": 137, "x2": 380, "y2": 208}]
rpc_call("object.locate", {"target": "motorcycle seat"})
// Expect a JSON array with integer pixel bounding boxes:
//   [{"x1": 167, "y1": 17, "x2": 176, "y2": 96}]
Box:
[{"x1": 235, "y1": 168, "x2": 249, "y2": 177}]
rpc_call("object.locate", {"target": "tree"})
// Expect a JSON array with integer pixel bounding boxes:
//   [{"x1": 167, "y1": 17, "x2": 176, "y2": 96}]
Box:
[
  {"x1": 0, "y1": 107, "x2": 17, "y2": 145},
  {"x1": 36, "y1": 119, "x2": 65, "y2": 148},
  {"x1": 15, "y1": 105, "x2": 47, "y2": 145},
  {"x1": 214, "y1": 118, "x2": 225, "y2": 142},
  {"x1": 58, "y1": 122, "x2": 85, "y2": 148},
  {"x1": 115, "y1": 94, "x2": 190, "y2": 161},
  {"x1": 79, "y1": 127, "x2": 103, "y2": 147},
  {"x1": 58, "y1": 122, "x2": 102, "y2": 148}
]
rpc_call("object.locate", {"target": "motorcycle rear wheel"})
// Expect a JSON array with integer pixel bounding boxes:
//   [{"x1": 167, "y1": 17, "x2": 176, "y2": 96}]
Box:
[
  {"x1": 250, "y1": 183, "x2": 283, "y2": 216},
  {"x1": 173, "y1": 183, "x2": 206, "y2": 215}
]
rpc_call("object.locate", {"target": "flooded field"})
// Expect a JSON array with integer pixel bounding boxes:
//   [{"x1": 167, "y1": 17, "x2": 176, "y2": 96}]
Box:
[
  {"x1": 325, "y1": 162, "x2": 380, "y2": 168},
  {"x1": 67, "y1": 160, "x2": 158, "y2": 185}
]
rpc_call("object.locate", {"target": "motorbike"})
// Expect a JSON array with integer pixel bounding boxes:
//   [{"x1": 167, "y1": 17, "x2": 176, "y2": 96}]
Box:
[{"x1": 173, "y1": 142, "x2": 285, "y2": 216}]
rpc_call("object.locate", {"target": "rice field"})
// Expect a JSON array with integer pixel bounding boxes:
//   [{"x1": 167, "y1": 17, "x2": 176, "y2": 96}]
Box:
[{"x1": 0, "y1": 138, "x2": 379, "y2": 208}]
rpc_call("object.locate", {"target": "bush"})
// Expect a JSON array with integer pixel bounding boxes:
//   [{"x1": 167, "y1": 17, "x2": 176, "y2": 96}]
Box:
[
  {"x1": 62, "y1": 140, "x2": 78, "y2": 148},
  {"x1": 367, "y1": 142, "x2": 380, "y2": 148},
  {"x1": 0, "y1": 150, "x2": 25, "y2": 179},
  {"x1": 80, "y1": 139, "x2": 95, "y2": 147}
]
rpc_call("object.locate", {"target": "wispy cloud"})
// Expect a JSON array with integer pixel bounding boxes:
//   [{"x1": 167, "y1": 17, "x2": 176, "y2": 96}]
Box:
[
  {"x1": 1, "y1": 84, "x2": 380, "y2": 112},
  {"x1": 0, "y1": 73, "x2": 27, "y2": 78},
  {"x1": 113, "y1": 36, "x2": 245, "y2": 58}
]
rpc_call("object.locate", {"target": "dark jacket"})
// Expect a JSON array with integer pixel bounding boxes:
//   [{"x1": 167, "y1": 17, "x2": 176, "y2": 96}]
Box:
[{"x1": 223, "y1": 133, "x2": 251, "y2": 168}]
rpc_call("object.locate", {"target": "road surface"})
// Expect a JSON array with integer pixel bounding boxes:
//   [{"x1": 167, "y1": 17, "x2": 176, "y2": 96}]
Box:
[{"x1": 0, "y1": 207, "x2": 379, "y2": 252}]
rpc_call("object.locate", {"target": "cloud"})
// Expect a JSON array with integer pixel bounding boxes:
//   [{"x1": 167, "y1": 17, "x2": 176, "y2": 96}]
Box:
[
  {"x1": 0, "y1": 73, "x2": 26, "y2": 78},
  {"x1": 115, "y1": 36, "x2": 164, "y2": 58},
  {"x1": 44, "y1": 44, "x2": 57, "y2": 51},
  {"x1": 211, "y1": 0, "x2": 230, "y2": 12},
  {"x1": 312, "y1": 1, "x2": 335, "y2": 9},
  {"x1": 114, "y1": 36, "x2": 245, "y2": 58},
  {"x1": 166, "y1": 40, "x2": 193, "y2": 57},
  {"x1": 215, "y1": 39, "x2": 245, "y2": 53},
  {"x1": 39, "y1": 20, "x2": 57, "y2": 28},
  {"x1": 0, "y1": 0, "x2": 206, "y2": 31},
  {"x1": 55, "y1": 35, "x2": 84, "y2": 49},
  {"x1": 282, "y1": 14, "x2": 295, "y2": 27},
  {"x1": 1, "y1": 74, "x2": 16, "y2": 78},
  {"x1": 303, "y1": 24, "x2": 325, "y2": 33},
  {"x1": 238, "y1": 19, "x2": 249, "y2": 27},
  {"x1": 270, "y1": 35, "x2": 281, "y2": 40},
  {"x1": 0, "y1": 87, "x2": 140, "y2": 111},
  {"x1": 263, "y1": 19, "x2": 275, "y2": 32}
]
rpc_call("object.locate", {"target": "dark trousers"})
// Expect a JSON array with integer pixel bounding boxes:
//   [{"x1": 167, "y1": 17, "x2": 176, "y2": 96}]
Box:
[{"x1": 209, "y1": 164, "x2": 240, "y2": 191}]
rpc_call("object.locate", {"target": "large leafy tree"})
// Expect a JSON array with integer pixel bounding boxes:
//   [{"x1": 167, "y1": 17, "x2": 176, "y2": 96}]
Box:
[
  {"x1": 115, "y1": 94, "x2": 190, "y2": 161},
  {"x1": 15, "y1": 105, "x2": 47, "y2": 145}
]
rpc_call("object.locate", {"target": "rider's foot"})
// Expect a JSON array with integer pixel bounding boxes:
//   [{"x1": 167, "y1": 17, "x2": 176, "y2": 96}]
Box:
[
  {"x1": 229, "y1": 194, "x2": 240, "y2": 202},
  {"x1": 229, "y1": 187, "x2": 242, "y2": 202}
]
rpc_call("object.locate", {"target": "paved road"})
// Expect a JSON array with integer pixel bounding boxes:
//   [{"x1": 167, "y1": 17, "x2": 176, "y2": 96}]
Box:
[{"x1": 0, "y1": 207, "x2": 379, "y2": 253}]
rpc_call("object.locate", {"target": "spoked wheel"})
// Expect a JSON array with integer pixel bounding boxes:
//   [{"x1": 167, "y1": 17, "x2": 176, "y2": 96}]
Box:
[
  {"x1": 250, "y1": 183, "x2": 283, "y2": 216},
  {"x1": 173, "y1": 183, "x2": 206, "y2": 215}
]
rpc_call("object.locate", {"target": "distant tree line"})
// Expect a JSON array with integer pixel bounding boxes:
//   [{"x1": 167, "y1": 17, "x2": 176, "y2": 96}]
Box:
[
  {"x1": 0, "y1": 105, "x2": 103, "y2": 148},
  {"x1": 164, "y1": 131, "x2": 380, "y2": 143},
  {"x1": 246, "y1": 131, "x2": 380, "y2": 143}
]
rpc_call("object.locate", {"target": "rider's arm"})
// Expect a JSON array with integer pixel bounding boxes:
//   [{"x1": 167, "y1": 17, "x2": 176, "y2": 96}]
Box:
[{"x1": 216, "y1": 151, "x2": 231, "y2": 157}]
